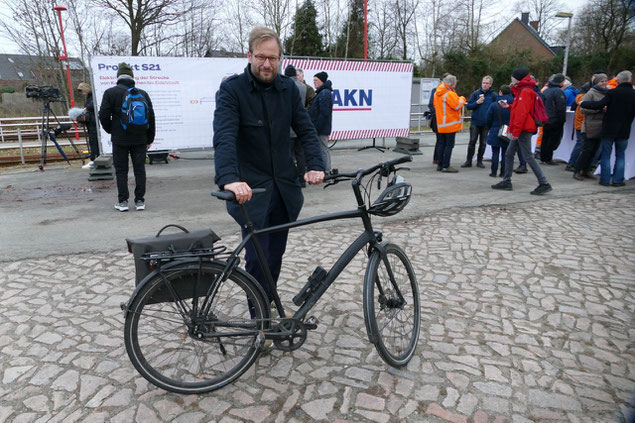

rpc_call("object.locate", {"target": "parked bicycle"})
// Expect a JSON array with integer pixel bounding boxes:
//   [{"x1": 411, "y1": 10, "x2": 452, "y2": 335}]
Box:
[{"x1": 122, "y1": 154, "x2": 420, "y2": 394}]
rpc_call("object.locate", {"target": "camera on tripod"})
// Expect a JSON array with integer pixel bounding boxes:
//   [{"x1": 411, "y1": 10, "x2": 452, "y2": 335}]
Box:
[{"x1": 25, "y1": 85, "x2": 62, "y2": 102}]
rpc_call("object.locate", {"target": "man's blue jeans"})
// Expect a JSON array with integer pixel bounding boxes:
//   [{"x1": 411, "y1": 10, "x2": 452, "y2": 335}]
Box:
[{"x1": 600, "y1": 137, "x2": 628, "y2": 184}]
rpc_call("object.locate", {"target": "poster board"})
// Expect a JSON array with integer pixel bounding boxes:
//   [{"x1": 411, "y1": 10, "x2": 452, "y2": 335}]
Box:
[{"x1": 91, "y1": 56, "x2": 413, "y2": 153}]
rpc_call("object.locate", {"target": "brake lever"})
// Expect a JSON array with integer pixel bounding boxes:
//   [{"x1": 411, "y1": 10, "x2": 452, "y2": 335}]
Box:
[
  {"x1": 323, "y1": 180, "x2": 338, "y2": 189},
  {"x1": 395, "y1": 167, "x2": 411, "y2": 172}
]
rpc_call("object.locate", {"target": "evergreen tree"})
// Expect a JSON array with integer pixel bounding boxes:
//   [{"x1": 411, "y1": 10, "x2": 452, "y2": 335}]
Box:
[
  {"x1": 285, "y1": 0, "x2": 322, "y2": 56},
  {"x1": 334, "y1": 0, "x2": 365, "y2": 58}
]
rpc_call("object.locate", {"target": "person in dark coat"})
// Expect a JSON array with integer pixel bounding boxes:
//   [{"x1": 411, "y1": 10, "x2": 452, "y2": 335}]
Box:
[
  {"x1": 485, "y1": 85, "x2": 513, "y2": 177},
  {"x1": 77, "y1": 82, "x2": 99, "y2": 167},
  {"x1": 540, "y1": 73, "x2": 567, "y2": 164},
  {"x1": 309, "y1": 71, "x2": 333, "y2": 172},
  {"x1": 99, "y1": 63, "x2": 155, "y2": 212},
  {"x1": 581, "y1": 70, "x2": 635, "y2": 186},
  {"x1": 463, "y1": 75, "x2": 497, "y2": 168},
  {"x1": 213, "y1": 26, "x2": 325, "y2": 304}
]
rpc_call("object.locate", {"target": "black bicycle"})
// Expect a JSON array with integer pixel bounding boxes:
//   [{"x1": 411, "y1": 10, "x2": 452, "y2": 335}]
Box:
[{"x1": 122, "y1": 155, "x2": 420, "y2": 394}]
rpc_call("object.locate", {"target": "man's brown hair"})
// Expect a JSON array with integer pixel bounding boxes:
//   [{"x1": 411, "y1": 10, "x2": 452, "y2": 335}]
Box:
[{"x1": 248, "y1": 26, "x2": 282, "y2": 55}]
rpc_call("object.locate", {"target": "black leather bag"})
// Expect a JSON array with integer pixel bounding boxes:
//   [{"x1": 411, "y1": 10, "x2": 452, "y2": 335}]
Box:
[{"x1": 126, "y1": 224, "x2": 220, "y2": 285}]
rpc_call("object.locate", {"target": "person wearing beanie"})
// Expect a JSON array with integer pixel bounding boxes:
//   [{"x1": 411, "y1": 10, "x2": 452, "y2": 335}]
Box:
[
  {"x1": 284, "y1": 64, "x2": 296, "y2": 77},
  {"x1": 310, "y1": 71, "x2": 334, "y2": 172},
  {"x1": 77, "y1": 82, "x2": 99, "y2": 167},
  {"x1": 99, "y1": 61, "x2": 156, "y2": 212},
  {"x1": 573, "y1": 73, "x2": 608, "y2": 181},
  {"x1": 492, "y1": 67, "x2": 552, "y2": 195},
  {"x1": 540, "y1": 72, "x2": 567, "y2": 164}
]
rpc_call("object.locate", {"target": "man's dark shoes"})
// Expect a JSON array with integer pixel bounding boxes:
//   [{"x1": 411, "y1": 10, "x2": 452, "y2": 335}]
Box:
[
  {"x1": 460, "y1": 161, "x2": 472, "y2": 168},
  {"x1": 489, "y1": 173, "x2": 496, "y2": 177},
  {"x1": 612, "y1": 182, "x2": 625, "y2": 187},
  {"x1": 437, "y1": 165, "x2": 443, "y2": 171},
  {"x1": 543, "y1": 160, "x2": 558, "y2": 165},
  {"x1": 582, "y1": 171, "x2": 596, "y2": 180},
  {"x1": 530, "y1": 183, "x2": 552, "y2": 195},
  {"x1": 491, "y1": 181, "x2": 512, "y2": 191},
  {"x1": 564, "y1": 164, "x2": 575, "y2": 172},
  {"x1": 599, "y1": 181, "x2": 610, "y2": 186},
  {"x1": 514, "y1": 165, "x2": 527, "y2": 174},
  {"x1": 442, "y1": 166, "x2": 458, "y2": 173},
  {"x1": 573, "y1": 171, "x2": 584, "y2": 181},
  {"x1": 476, "y1": 161, "x2": 485, "y2": 168}
]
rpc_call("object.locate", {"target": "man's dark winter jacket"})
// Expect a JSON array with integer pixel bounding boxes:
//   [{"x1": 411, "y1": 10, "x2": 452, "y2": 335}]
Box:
[
  {"x1": 83, "y1": 92, "x2": 98, "y2": 134},
  {"x1": 466, "y1": 88, "x2": 497, "y2": 127},
  {"x1": 213, "y1": 66, "x2": 324, "y2": 229},
  {"x1": 98, "y1": 78, "x2": 156, "y2": 145},
  {"x1": 542, "y1": 81, "x2": 567, "y2": 124},
  {"x1": 581, "y1": 82, "x2": 635, "y2": 139},
  {"x1": 309, "y1": 80, "x2": 333, "y2": 135}
]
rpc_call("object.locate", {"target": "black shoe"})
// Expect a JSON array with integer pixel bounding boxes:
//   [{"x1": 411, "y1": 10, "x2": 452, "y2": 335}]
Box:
[
  {"x1": 611, "y1": 182, "x2": 625, "y2": 187},
  {"x1": 599, "y1": 181, "x2": 610, "y2": 186},
  {"x1": 437, "y1": 165, "x2": 442, "y2": 171},
  {"x1": 460, "y1": 161, "x2": 472, "y2": 168},
  {"x1": 564, "y1": 164, "x2": 575, "y2": 172},
  {"x1": 573, "y1": 171, "x2": 584, "y2": 181},
  {"x1": 530, "y1": 183, "x2": 552, "y2": 195},
  {"x1": 543, "y1": 160, "x2": 558, "y2": 165},
  {"x1": 489, "y1": 173, "x2": 497, "y2": 177},
  {"x1": 514, "y1": 165, "x2": 527, "y2": 174},
  {"x1": 491, "y1": 181, "x2": 513, "y2": 190},
  {"x1": 476, "y1": 162, "x2": 485, "y2": 168}
]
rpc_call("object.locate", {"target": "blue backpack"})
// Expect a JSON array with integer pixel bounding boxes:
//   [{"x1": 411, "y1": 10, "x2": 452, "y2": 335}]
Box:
[{"x1": 120, "y1": 87, "x2": 149, "y2": 133}]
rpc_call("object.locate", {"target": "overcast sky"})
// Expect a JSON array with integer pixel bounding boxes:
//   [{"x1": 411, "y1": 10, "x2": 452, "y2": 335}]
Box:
[{"x1": 0, "y1": 0, "x2": 590, "y2": 56}]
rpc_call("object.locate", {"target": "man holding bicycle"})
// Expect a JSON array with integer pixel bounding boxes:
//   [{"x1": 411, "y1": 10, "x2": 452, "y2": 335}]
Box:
[{"x1": 213, "y1": 26, "x2": 325, "y2": 304}]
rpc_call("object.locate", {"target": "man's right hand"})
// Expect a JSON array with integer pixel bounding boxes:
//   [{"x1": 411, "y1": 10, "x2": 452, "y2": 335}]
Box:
[{"x1": 224, "y1": 182, "x2": 252, "y2": 204}]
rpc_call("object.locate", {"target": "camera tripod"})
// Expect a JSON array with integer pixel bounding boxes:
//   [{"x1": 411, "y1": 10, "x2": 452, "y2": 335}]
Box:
[{"x1": 38, "y1": 97, "x2": 84, "y2": 171}]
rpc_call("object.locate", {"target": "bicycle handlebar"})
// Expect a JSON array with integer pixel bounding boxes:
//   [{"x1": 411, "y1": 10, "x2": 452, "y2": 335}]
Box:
[
  {"x1": 212, "y1": 188, "x2": 266, "y2": 202},
  {"x1": 324, "y1": 154, "x2": 413, "y2": 183}
]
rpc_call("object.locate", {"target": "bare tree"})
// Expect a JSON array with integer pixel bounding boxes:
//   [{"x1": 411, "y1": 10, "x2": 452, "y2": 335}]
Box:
[
  {"x1": 369, "y1": 0, "x2": 398, "y2": 58},
  {"x1": 393, "y1": 0, "x2": 419, "y2": 60},
  {"x1": 224, "y1": 0, "x2": 254, "y2": 52},
  {"x1": 250, "y1": 0, "x2": 293, "y2": 37},
  {"x1": 94, "y1": 0, "x2": 198, "y2": 55}
]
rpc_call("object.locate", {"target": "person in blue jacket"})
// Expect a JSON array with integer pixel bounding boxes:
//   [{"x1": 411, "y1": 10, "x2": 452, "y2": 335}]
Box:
[
  {"x1": 213, "y1": 26, "x2": 325, "y2": 305},
  {"x1": 309, "y1": 71, "x2": 334, "y2": 173},
  {"x1": 563, "y1": 78, "x2": 578, "y2": 108},
  {"x1": 485, "y1": 85, "x2": 514, "y2": 177},
  {"x1": 462, "y1": 75, "x2": 497, "y2": 168}
]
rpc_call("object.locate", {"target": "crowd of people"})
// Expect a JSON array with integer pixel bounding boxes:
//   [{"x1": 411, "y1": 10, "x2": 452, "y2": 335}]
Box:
[{"x1": 428, "y1": 67, "x2": 635, "y2": 193}]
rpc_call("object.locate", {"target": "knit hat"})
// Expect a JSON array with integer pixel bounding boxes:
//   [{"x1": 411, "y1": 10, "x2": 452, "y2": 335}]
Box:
[
  {"x1": 314, "y1": 71, "x2": 328, "y2": 83},
  {"x1": 552, "y1": 73, "x2": 565, "y2": 84},
  {"x1": 116, "y1": 62, "x2": 134, "y2": 78},
  {"x1": 511, "y1": 67, "x2": 529, "y2": 81},
  {"x1": 77, "y1": 82, "x2": 91, "y2": 92},
  {"x1": 592, "y1": 73, "x2": 608, "y2": 86},
  {"x1": 284, "y1": 65, "x2": 296, "y2": 77}
]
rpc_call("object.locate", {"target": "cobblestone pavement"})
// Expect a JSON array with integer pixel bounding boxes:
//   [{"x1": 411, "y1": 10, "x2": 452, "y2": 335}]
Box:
[{"x1": 1, "y1": 191, "x2": 633, "y2": 423}]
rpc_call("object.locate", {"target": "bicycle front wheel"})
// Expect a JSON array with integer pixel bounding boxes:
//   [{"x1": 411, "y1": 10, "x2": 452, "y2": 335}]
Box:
[
  {"x1": 124, "y1": 261, "x2": 268, "y2": 394},
  {"x1": 363, "y1": 243, "x2": 420, "y2": 367}
]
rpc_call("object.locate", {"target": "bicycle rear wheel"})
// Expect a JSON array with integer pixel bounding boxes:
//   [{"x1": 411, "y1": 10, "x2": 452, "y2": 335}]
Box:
[
  {"x1": 124, "y1": 261, "x2": 268, "y2": 394},
  {"x1": 363, "y1": 243, "x2": 420, "y2": 367}
]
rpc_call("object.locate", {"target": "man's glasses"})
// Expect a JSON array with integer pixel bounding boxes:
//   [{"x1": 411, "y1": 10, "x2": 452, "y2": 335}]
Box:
[{"x1": 253, "y1": 54, "x2": 280, "y2": 64}]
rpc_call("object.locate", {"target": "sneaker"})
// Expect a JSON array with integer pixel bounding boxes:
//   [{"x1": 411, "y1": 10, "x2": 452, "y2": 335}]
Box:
[
  {"x1": 436, "y1": 165, "x2": 442, "y2": 172},
  {"x1": 135, "y1": 200, "x2": 145, "y2": 211},
  {"x1": 489, "y1": 173, "x2": 497, "y2": 177},
  {"x1": 460, "y1": 161, "x2": 472, "y2": 168},
  {"x1": 573, "y1": 171, "x2": 584, "y2": 181},
  {"x1": 491, "y1": 181, "x2": 513, "y2": 191},
  {"x1": 514, "y1": 165, "x2": 528, "y2": 174},
  {"x1": 114, "y1": 201, "x2": 129, "y2": 212},
  {"x1": 81, "y1": 161, "x2": 94, "y2": 169},
  {"x1": 598, "y1": 181, "x2": 610, "y2": 186},
  {"x1": 582, "y1": 171, "x2": 596, "y2": 180},
  {"x1": 441, "y1": 167, "x2": 458, "y2": 173},
  {"x1": 476, "y1": 162, "x2": 485, "y2": 168},
  {"x1": 530, "y1": 183, "x2": 552, "y2": 195},
  {"x1": 612, "y1": 182, "x2": 625, "y2": 187}
]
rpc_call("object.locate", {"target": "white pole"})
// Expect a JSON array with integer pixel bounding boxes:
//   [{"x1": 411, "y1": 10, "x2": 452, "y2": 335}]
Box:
[{"x1": 563, "y1": 16, "x2": 572, "y2": 76}]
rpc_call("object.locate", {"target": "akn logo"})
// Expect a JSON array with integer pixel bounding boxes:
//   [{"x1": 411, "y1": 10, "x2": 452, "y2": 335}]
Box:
[{"x1": 333, "y1": 89, "x2": 372, "y2": 111}]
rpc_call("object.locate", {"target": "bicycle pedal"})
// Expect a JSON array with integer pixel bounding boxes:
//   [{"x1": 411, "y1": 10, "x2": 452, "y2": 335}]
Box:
[
  {"x1": 304, "y1": 316, "x2": 318, "y2": 330},
  {"x1": 120, "y1": 302, "x2": 127, "y2": 312}
]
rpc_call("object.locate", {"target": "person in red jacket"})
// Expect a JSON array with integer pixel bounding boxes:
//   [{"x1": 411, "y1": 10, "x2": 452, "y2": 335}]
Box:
[{"x1": 491, "y1": 67, "x2": 552, "y2": 195}]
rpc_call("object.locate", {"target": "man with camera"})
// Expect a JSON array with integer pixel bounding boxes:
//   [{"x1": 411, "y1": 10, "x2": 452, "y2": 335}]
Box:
[{"x1": 99, "y1": 63, "x2": 155, "y2": 212}]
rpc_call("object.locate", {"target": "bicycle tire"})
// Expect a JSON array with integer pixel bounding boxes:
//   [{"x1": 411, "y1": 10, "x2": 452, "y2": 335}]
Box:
[
  {"x1": 363, "y1": 243, "x2": 420, "y2": 367},
  {"x1": 124, "y1": 261, "x2": 268, "y2": 394}
]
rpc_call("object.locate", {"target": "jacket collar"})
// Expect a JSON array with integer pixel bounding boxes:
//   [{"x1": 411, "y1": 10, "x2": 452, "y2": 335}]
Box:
[{"x1": 245, "y1": 65, "x2": 284, "y2": 92}]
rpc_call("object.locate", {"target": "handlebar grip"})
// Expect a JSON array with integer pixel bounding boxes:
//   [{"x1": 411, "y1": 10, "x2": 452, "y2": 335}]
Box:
[{"x1": 211, "y1": 188, "x2": 266, "y2": 201}]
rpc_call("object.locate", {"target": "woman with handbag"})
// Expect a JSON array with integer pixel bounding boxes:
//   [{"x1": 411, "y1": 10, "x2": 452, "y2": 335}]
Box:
[
  {"x1": 485, "y1": 85, "x2": 514, "y2": 177},
  {"x1": 573, "y1": 74, "x2": 608, "y2": 180}
]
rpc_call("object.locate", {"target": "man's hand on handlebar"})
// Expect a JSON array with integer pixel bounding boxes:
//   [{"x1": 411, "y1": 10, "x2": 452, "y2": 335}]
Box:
[
  {"x1": 304, "y1": 170, "x2": 325, "y2": 185},
  {"x1": 224, "y1": 182, "x2": 252, "y2": 204}
]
